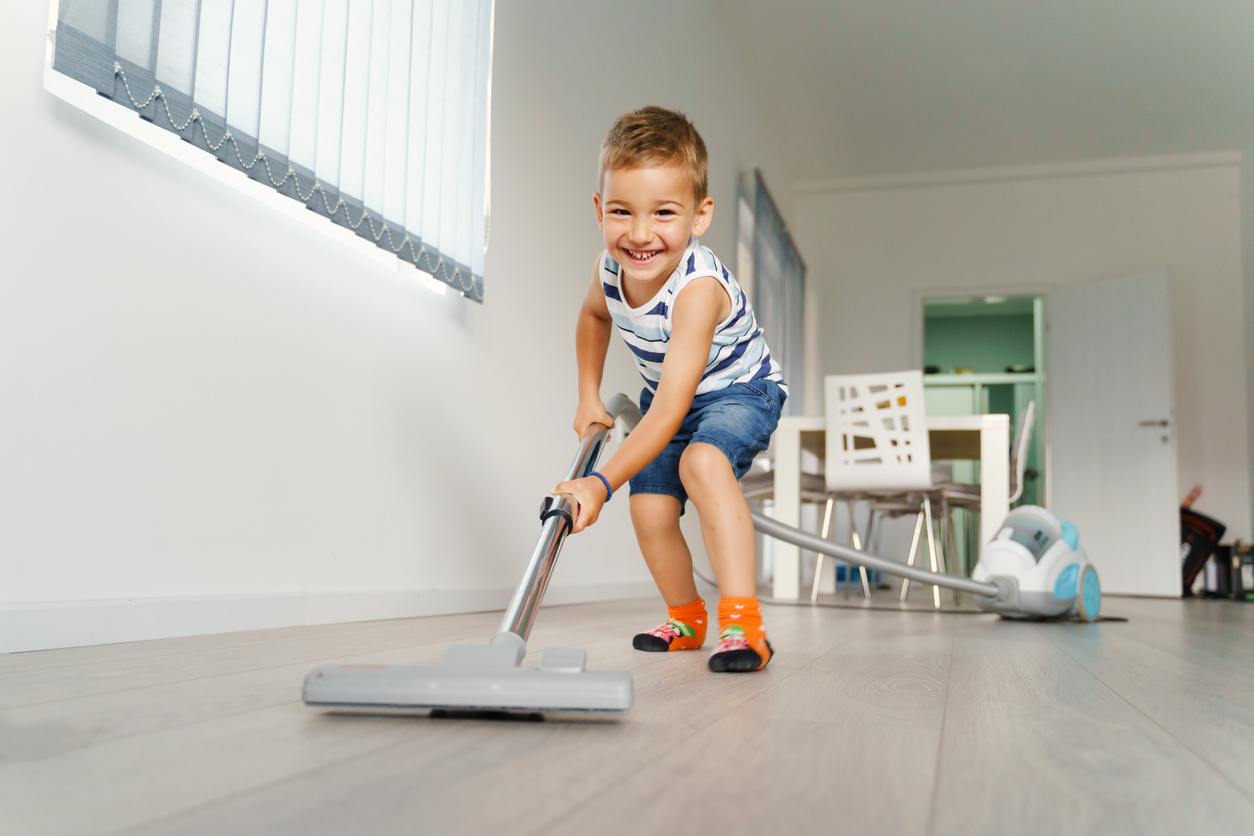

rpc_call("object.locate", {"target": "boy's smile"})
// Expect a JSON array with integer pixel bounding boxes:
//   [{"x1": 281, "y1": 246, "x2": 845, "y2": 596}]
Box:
[{"x1": 594, "y1": 164, "x2": 714, "y2": 300}]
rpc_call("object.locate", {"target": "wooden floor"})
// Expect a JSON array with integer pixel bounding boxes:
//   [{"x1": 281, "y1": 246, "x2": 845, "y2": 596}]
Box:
[{"x1": 3, "y1": 593, "x2": 1253, "y2": 835}]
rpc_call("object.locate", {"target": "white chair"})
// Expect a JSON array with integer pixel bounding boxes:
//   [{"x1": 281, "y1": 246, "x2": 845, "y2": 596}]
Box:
[
  {"x1": 816, "y1": 371, "x2": 948, "y2": 607},
  {"x1": 739, "y1": 469, "x2": 827, "y2": 503},
  {"x1": 938, "y1": 400, "x2": 1036, "y2": 507},
  {"x1": 929, "y1": 401, "x2": 1036, "y2": 574}
]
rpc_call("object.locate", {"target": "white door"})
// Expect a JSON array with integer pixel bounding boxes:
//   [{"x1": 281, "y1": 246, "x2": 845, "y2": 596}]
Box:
[{"x1": 1047, "y1": 271, "x2": 1180, "y2": 597}]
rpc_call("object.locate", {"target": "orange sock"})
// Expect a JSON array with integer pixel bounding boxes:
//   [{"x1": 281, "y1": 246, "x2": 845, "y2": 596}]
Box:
[
  {"x1": 709, "y1": 597, "x2": 773, "y2": 672},
  {"x1": 632, "y1": 597, "x2": 708, "y2": 652}
]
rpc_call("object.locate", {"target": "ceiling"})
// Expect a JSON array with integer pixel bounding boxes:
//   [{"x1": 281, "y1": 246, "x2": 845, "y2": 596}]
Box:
[{"x1": 715, "y1": 0, "x2": 1254, "y2": 180}]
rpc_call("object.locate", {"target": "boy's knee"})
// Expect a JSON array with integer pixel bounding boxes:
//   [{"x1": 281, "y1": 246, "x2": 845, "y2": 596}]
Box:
[
  {"x1": 630, "y1": 493, "x2": 683, "y2": 534},
  {"x1": 678, "y1": 443, "x2": 734, "y2": 494}
]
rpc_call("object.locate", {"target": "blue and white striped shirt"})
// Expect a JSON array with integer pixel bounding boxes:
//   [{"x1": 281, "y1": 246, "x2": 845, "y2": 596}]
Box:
[{"x1": 600, "y1": 237, "x2": 787, "y2": 396}]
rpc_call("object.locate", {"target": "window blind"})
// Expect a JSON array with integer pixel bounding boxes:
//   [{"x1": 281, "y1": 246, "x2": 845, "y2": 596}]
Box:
[
  {"x1": 52, "y1": 0, "x2": 494, "y2": 301},
  {"x1": 738, "y1": 170, "x2": 805, "y2": 415}
]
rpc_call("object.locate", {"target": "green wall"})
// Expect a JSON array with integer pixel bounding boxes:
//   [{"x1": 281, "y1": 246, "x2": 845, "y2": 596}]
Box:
[{"x1": 924, "y1": 315, "x2": 1035, "y2": 373}]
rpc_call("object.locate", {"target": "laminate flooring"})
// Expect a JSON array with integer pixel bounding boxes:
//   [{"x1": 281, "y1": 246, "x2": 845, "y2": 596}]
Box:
[{"x1": 3, "y1": 593, "x2": 1253, "y2": 835}]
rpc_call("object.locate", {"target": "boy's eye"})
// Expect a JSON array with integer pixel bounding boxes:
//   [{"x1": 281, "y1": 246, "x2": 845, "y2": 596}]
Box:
[
  {"x1": 610, "y1": 209, "x2": 630, "y2": 216},
  {"x1": 656, "y1": 210, "x2": 675, "y2": 217}
]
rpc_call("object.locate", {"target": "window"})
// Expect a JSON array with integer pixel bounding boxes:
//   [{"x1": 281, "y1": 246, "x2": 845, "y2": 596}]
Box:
[
  {"x1": 47, "y1": 0, "x2": 494, "y2": 300},
  {"x1": 737, "y1": 170, "x2": 806, "y2": 414}
]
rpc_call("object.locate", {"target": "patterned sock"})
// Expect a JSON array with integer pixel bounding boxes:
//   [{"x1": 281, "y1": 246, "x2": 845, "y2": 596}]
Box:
[
  {"x1": 632, "y1": 597, "x2": 708, "y2": 652},
  {"x1": 709, "y1": 597, "x2": 773, "y2": 672}
]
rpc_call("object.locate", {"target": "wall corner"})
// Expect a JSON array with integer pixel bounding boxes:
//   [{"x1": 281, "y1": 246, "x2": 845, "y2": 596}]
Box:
[{"x1": 1241, "y1": 144, "x2": 1254, "y2": 541}]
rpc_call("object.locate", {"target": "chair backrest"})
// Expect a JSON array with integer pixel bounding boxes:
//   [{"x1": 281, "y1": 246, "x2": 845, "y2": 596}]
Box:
[
  {"x1": 1008, "y1": 400, "x2": 1036, "y2": 503},
  {"x1": 825, "y1": 371, "x2": 932, "y2": 492}
]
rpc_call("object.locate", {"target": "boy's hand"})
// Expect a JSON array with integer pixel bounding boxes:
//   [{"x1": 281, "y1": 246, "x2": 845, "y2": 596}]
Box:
[
  {"x1": 573, "y1": 398, "x2": 615, "y2": 440},
  {"x1": 553, "y1": 475, "x2": 610, "y2": 533}
]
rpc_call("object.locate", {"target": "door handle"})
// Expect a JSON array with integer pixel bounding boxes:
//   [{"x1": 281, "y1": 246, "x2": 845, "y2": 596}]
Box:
[{"x1": 1138, "y1": 420, "x2": 1170, "y2": 427}]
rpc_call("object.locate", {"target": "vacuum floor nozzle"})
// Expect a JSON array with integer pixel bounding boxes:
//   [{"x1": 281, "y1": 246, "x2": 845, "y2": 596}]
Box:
[
  {"x1": 302, "y1": 395, "x2": 645, "y2": 720},
  {"x1": 303, "y1": 643, "x2": 633, "y2": 717}
]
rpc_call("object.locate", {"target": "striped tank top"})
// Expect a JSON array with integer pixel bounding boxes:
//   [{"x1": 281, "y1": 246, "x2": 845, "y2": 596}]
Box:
[{"x1": 600, "y1": 237, "x2": 787, "y2": 396}]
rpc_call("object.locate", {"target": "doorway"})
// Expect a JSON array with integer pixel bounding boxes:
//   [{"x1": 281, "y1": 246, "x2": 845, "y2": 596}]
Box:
[
  {"x1": 922, "y1": 294, "x2": 1044, "y2": 504},
  {"x1": 920, "y1": 294, "x2": 1044, "y2": 571}
]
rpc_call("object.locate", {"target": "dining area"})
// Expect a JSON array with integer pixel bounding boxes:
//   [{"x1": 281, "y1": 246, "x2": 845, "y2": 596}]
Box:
[{"x1": 743, "y1": 369, "x2": 1034, "y2": 605}]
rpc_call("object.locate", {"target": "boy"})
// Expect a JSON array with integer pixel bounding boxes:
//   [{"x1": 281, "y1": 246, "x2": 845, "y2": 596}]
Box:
[{"x1": 554, "y1": 107, "x2": 787, "y2": 673}]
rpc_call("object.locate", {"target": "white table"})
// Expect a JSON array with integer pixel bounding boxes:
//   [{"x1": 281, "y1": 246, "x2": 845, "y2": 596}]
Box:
[{"x1": 770, "y1": 413, "x2": 1010, "y2": 600}]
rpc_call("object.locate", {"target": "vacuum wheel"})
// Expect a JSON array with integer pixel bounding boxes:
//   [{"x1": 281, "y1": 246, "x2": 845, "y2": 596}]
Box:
[{"x1": 1076, "y1": 565, "x2": 1101, "y2": 622}]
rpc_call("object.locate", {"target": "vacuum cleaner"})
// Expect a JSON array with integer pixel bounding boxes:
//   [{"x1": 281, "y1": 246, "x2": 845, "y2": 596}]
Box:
[
  {"x1": 753, "y1": 504, "x2": 1101, "y2": 621},
  {"x1": 970, "y1": 505, "x2": 1101, "y2": 620},
  {"x1": 302, "y1": 394, "x2": 644, "y2": 718}
]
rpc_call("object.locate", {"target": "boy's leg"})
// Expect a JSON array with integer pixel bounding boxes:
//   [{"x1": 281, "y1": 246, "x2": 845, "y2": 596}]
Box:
[
  {"x1": 679, "y1": 442, "x2": 773, "y2": 671},
  {"x1": 628, "y1": 493, "x2": 708, "y2": 651},
  {"x1": 629, "y1": 493, "x2": 700, "y2": 606},
  {"x1": 677, "y1": 443, "x2": 756, "y2": 596}
]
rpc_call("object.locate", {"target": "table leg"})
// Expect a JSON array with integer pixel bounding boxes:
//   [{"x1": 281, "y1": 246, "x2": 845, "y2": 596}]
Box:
[
  {"x1": 979, "y1": 419, "x2": 1010, "y2": 546},
  {"x1": 772, "y1": 424, "x2": 801, "y2": 599}
]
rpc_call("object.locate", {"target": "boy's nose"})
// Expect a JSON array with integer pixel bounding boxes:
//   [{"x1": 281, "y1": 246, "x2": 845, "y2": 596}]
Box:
[{"x1": 629, "y1": 217, "x2": 652, "y2": 243}]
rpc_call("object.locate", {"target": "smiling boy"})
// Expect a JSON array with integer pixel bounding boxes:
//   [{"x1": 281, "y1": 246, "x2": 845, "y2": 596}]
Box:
[{"x1": 554, "y1": 107, "x2": 786, "y2": 672}]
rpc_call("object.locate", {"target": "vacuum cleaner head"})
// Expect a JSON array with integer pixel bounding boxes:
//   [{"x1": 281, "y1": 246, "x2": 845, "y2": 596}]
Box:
[
  {"x1": 971, "y1": 505, "x2": 1101, "y2": 621},
  {"x1": 303, "y1": 394, "x2": 644, "y2": 720},
  {"x1": 303, "y1": 640, "x2": 633, "y2": 719}
]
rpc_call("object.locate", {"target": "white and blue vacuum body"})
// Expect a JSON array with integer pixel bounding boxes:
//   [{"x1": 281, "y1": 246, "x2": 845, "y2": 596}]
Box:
[{"x1": 971, "y1": 506, "x2": 1101, "y2": 620}]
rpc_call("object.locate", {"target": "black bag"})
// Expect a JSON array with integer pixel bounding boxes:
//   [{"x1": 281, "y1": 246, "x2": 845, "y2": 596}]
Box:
[{"x1": 1181, "y1": 507, "x2": 1226, "y2": 596}]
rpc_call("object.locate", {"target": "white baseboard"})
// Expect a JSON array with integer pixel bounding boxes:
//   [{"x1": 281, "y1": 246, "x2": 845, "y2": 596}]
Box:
[{"x1": 0, "y1": 582, "x2": 659, "y2": 654}]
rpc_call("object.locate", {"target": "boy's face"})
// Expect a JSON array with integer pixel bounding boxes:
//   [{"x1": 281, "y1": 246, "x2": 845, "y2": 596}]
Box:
[{"x1": 594, "y1": 164, "x2": 714, "y2": 286}]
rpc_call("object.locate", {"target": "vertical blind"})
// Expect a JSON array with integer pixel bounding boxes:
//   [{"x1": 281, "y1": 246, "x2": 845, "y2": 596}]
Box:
[
  {"x1": 52, "y1": 0, "x2": 494, "y2": 300},
  {"x1": 740, "y1": 170, "x2": 805, "y2": 415}
]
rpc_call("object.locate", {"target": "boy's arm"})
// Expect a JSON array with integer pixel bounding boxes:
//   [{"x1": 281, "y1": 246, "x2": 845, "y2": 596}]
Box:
[
  {"x1": 556, "y1": 276, "x2": 727, "y2": 532},
  {"x1": 573, "y1": 261, "x2": 616, "y2": 438}
]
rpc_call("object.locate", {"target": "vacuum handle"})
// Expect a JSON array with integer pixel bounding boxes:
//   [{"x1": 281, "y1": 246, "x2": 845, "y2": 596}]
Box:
[
  {"x1": 496, "y1": 394, "x2": 638, "y2": 643},
  {"x1": 604, "y1": 393, "x2": 643, "y2": 433}
]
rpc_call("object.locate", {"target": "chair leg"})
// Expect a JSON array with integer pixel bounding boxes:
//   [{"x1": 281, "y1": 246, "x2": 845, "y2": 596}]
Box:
[
  {"x1": 811, "y1": 498, "x2": 835, "y2": 604},
  {"x1": 855, "y1": 505, "x2": 872, "y2": 599},
  {"x1": 923, "y1": 496, "x2": 941, "y2": 610},
  {"x1": 842, "y1": 501, "x2": 872, "y2": 599},
  {"x1": 844, "y1": 500, "x2": 858, "y2": 598},
  {"x1": 967, "y1": 508, "x2": 980, "y2": 574},
  {"x1": 900, "y1": 510, "x2": 925, "y2": 602},
  {"x1": 939, "y1": 497, "x2": 958, "y2": 605},
  {"x1": 868, "y1": 511, "x2": 883, "y2": 590},
  {"x1": 810, "y1": 553, "x2": 825, "y2": 605}
]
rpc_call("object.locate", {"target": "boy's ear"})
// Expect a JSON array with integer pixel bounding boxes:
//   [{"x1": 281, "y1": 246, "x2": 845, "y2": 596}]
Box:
[
  {"x1": 593, "y1": 192, "x2": 604, "y2": 228},
  {"x1": 691, "y1": 196, "x2": 715, "y2": 237}
]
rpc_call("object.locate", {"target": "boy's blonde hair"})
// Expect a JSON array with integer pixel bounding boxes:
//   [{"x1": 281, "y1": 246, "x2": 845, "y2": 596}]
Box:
[{"x1": 598, "y1": 107, "x2": 709, "y2": 204}]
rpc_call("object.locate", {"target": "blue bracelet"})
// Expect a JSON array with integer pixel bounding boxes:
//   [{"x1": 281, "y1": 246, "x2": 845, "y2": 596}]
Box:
[{"x1": 591, "y1": 471, "x2": 612, "y2": 502}]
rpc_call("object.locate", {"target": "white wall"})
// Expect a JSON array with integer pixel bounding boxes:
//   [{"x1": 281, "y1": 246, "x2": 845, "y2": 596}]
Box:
[
  {"x1": 0, "y1": 1, "x2": 790, "y2": 652},
  {"x1": 792, "y1": 157, "x2": 1252, "y2": 544},
  {"x1": 1243, "y1": 144, "x2": 1254, "y2": 547}
]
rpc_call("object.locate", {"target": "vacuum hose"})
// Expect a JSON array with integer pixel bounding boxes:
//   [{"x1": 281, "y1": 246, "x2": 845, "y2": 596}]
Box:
[{"x1": 751, "y1": 510, "x2": 1004, "y2": 599}]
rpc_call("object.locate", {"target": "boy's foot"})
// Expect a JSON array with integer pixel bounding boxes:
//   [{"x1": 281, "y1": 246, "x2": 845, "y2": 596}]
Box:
[
  {"x1": 709, "y1": 596, "x2": 772, "y2": 672},
  {"x1": 633, "y1": 619, "x2": 699, "y2": 651},
  {"x1": 632, "y1": 597, "x2": 707, "y2": 652},
  {"x1": 708, "y1": 632, "x2": 774, "y2": 671}
]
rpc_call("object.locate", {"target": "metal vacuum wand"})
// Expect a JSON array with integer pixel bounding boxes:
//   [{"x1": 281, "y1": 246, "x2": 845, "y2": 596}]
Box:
[
  {"x1": 302, "y1": 394, "x2": 643, "y2": 717},
  {"x1": 496, "y1": 394, "x2": 644, "y2": 643}
]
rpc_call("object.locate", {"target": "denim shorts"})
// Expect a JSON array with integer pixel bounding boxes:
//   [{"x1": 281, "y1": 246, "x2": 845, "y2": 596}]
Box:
[{"x1": 629, "y1": 379, "x2": 786, "y2": 512}]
